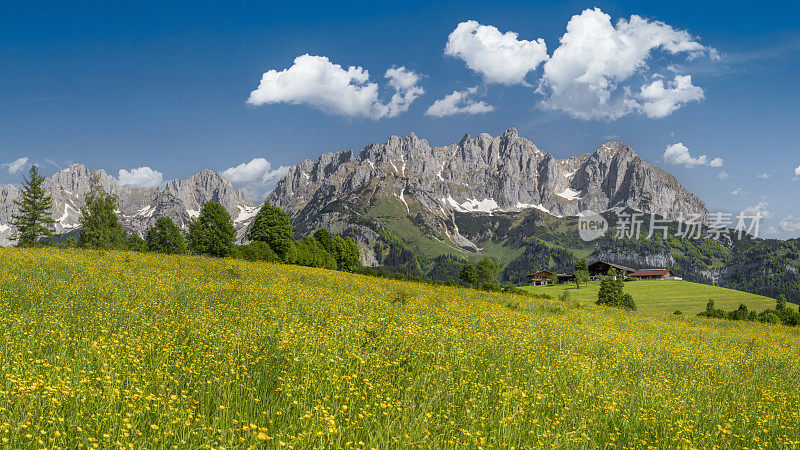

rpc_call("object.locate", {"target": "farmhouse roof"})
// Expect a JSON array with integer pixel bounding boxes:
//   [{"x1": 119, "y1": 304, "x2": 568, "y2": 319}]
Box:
[{"x1": 629, "y1": 269, "x2": 671, "y2": 277}]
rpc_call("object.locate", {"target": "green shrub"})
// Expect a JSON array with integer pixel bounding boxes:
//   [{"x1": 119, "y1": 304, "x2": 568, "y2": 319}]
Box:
[
  {"x1": 235, "y1": 241, "x2": 279, "y2": 262},
  {"x1": 126, "y1": 233, "x2": 148, "y2": 252},
  {"x1": 286, "y1": 236, "x2": 337, "y2": 269},
  {"x1": 480, "y1": 281, "x2": 502, "y2": 292}
]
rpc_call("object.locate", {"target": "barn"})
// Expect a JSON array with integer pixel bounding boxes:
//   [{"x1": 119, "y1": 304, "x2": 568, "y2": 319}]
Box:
[
  {"x1": 628, "y1": 269, "x2": 674, "y2": 280},
  {"x1": 587, "y1": 261, "x2": 635, "y2": 277}
]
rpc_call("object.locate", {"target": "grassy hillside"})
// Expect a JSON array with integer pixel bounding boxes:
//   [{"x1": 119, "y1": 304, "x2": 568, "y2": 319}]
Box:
[
  {"x1": 523, "y1": 280, "x2": 777, "y2": 314},
  {"x1": 1, "y1": 248, "x2": 799, "y2": 447}
]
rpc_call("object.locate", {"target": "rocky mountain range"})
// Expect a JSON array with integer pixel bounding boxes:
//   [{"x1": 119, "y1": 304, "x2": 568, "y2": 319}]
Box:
[
  {"x1": 267, "y1": 127, "x2": 708, "y2": 264},
  {"x1": 2, "y1": 128, "x2": 795, "y2": 302},
  {"x1": 0, "y1": 128, "x2": 707, "y2": 257},
  {"x1": 0, "y1": 164, "x2": 258, "y2": 246}
]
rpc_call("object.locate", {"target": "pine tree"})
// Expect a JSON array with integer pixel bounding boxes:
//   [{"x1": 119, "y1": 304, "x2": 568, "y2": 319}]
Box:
[
  {"x1": 79, "y1": 174, "x2": 126, "y2": 249},
  {"x1": 186, "y1": 201, "x2": 236, "y2": 257},
  {"x1": 10, "y1": 165, "x2": 56, "y2": 247}
]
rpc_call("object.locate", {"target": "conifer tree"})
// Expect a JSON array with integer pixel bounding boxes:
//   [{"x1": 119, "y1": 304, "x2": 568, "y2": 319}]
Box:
[{"x1": 10, "y1": 165, "x2": 56, "y2": 247}]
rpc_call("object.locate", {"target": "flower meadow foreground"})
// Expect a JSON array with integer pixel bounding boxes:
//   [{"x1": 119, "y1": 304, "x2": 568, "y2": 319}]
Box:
[{"x1": 1, "y1": 248, "x2": 799, "y2": 448}]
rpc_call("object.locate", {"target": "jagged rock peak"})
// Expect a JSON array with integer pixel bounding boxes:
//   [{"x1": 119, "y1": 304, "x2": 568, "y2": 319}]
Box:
[
  {"x1": 0, "y1": 164, "x2": 257, "y2": 246},
  {"x1": 267, "y1": 128, "x2": 709, "y2": 223}
]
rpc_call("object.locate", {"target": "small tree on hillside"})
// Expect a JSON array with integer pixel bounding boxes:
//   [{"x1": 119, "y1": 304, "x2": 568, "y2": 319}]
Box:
[
  {"x1": 574, "y1": 258, "x2": 590, "y2": 289},
  {"x1": 313, "y1": 228, "x2": 335, "y2": 253},
  {"x1": 776, "y1": 294, "x2": 788, "y2": 312},
  {"x1": 147, "y1": 217, "x2": 187, "y2": 254},
  {"x1": 597, "y1": 268, "x2": 627, "y2": 308},
  {"x1": 79, "y1": 174, "x2": 126, "y2": 250},
  {"x1": 459, "y1": 263, "x2": 478, "y2": 286},
  {"x1": 186, "y1": 201, "x2": 236, "y2": 257},
  {"x1": 333, "y1": 236, "x2": 361, "y2": 271},
  {"x1": 247, "y1": 203, "x2": 293, "y2": 258},
  {"x1": 476, "y1": 257, "x2": 499, "y2": 284},
  {"x1": 126, "y1": 233, "x2": 148, "y2": 252},
  {"x1": 10, "y1": 165, "x2": 56, "y2": 247}
]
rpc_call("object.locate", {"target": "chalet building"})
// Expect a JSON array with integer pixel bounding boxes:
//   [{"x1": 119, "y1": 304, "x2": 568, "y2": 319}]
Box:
[
  {"x1": 527, "y1": 270, "x2": 555, "y2": 286},
  {"x1": 556, "y1": 273, "x2": 576, "y2": 284},
  {"x1": 628, "y1": 269, "x2": 674, "y2": 280},
  {"x1": 587, "y1": 261, "x2": 635, "y2": 277},
  {"x1": 527, "y1": 261, "x2": 675, "y2": 286}
]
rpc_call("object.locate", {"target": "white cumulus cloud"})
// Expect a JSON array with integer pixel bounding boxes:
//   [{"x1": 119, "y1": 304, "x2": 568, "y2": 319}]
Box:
[
  {"x1": 779, "y1": 216, "x2": 800, "y2": 233},
  {"x1": 247, "y1": 54, "x2": 423, "y2": 119},
  {"x1": 445, "y1": 20, "x2": 548, "y2": 85},
  {"x1": 718, "y1": 171, "x2": 731, "y2": 180},
  {"x1": 731, "y1": 187, "x2": 745, "y2": 196},
  {"x1": 538, "y1": 7, "x2": 714, "y2": 120},
  {"x1": 221, "y1": 158, "x2": 291, "y2": 199},
  {"x1": 426, "y1": 86, "x2": 494, "y2": 117},
  {"x1": 741, "y1": 201, "x2": 772, "y2": 218},
  {"x1": 2, "y1": 157, "x2": 29, "y2": 175},
  {"x1": 118, "y1": 167, "x2": 164, "y2": 188},
  {"x1": 795, "y1": 165, "x2": 800, "y2": 178},
  {"x1": 757, "y1": 172, "x2": 771, "y2": 179},
  {"x1": 663, "y1": 143, "x2": 723, "y2": 169},
  {"x1": 638, "y1": 75, "x2": 704, "y2": 118}
]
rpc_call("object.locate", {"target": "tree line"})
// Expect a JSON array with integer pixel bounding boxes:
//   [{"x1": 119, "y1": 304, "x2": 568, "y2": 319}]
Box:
[{"x1": 8, "y1": 167, "x2": 360, "y2": 271}]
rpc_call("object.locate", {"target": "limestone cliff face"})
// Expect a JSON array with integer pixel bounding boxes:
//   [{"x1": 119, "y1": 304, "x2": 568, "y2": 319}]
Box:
[
  {"x1": 262, "y1": 128, "x2": 708, "y2": 265},
  {"x1": 0, "y1": 164, "x2": 256, "y2": 245},
  {"x1": 268, "y1": 128, "x2": 708, "y2": 221}
]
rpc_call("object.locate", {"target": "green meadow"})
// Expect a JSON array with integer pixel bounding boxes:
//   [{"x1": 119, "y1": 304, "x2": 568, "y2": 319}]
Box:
[{"x1": 522, "y1": 279, "x2": 776, "y2": 315}]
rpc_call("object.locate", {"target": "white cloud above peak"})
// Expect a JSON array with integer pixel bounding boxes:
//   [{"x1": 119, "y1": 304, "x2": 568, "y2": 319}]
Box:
[
  {"x1": 221, "y1": 158, "x2": 290, "y2": 199},
  {"x1": 118, "y1": 167, "x2": 164, "y2": 188},
  {"x1": 247, "y1": 54, "x2": 423, "y2": 119},
  {"x1": 537, "y1": 7, "x2": 714, "y2": 120},
  {"x1": 638, "y1": 75, "x2": 704, "y2": 118},
  {"x1": 795, "y1": 164, "x2": 800, "y2": 178},
  {"x1": 663, "y1": 143, "x2": 723, "y2": 169},
  {"x1": 445, "y1": 20, "x2": 548, "y2": 85},
  {"x1": 426, "y1": 86, "x2": 494, "y2": 117},
  {"x1": 2, "y1": 157, "x2": 29, "y2": 175}
]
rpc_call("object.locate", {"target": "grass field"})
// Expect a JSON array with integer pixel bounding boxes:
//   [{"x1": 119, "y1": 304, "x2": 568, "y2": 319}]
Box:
[
  {"x1": 522, "y1": 279, "x2": 777, "y2": 315},
  {"x1": 1, "y1": 248, "x2": 799, "y2": 448}
]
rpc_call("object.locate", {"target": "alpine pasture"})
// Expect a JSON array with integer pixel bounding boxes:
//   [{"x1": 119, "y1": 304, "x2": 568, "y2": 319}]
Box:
[{"x1": 1, "y1": 248, "x2": 799, "y2": 448}]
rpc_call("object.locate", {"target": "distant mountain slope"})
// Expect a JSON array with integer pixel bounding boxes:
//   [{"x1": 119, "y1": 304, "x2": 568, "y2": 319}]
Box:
[{"x1": 0, "y1": 164, "x2": 257, "y2": 245}]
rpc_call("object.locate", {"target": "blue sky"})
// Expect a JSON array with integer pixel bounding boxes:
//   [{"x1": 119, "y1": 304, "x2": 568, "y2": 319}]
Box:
[{"x1": 1, "y1": 0, "x2": 799, "y2": 237}]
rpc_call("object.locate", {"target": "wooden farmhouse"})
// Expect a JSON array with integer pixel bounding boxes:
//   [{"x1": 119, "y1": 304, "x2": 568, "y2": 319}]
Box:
[
  {"x1": 628, "y1": 269, "x2": 675, "y2": 280},
  {"x1": 587, "y1": 261, "x2": 635, "y2": 277},
  {"x1": 527, "y1": 270, "x2": 555, "y2": 285}
]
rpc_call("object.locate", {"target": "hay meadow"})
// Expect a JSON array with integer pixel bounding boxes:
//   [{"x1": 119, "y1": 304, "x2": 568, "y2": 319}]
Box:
[{"x1": 1, "y1": 247, "x2": 799, "y2": 448}]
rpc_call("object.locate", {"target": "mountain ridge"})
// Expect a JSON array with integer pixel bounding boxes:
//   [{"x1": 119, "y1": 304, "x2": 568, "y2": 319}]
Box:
[
  {"x1": 0, "y1": 163, "x2": 257, "y2": 245},
  {"x1": 0, "y1": 128, "x2": 708, "y2": 255}
]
